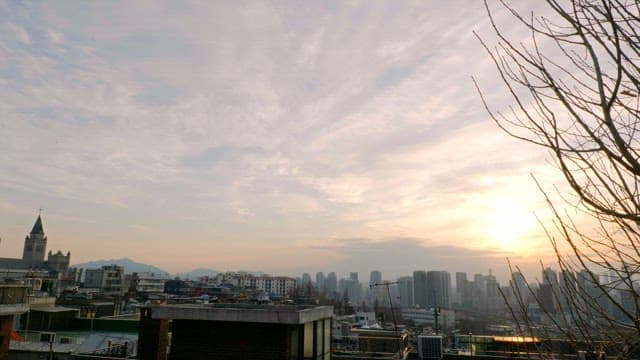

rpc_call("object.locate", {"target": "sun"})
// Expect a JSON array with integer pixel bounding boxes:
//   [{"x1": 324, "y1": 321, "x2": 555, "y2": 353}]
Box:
[{"x1": 485, "y1": 199, "x2": 535, "y2": 251}]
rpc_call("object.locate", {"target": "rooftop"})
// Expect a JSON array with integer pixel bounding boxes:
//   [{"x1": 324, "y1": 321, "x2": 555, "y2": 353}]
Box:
[
  {"x1": 147, "y1": 304, "x2": 333, "y2": 324},
  {"x1": 29, "y1": 306, "x2": 79, "y2": 313}
]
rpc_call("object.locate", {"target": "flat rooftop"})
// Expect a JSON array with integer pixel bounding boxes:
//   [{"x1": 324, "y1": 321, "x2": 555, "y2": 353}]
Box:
[
  {"x1": 148, "y1": 304, "x2": 333, "y2": 324},
  {"x1": 30, "y1": 306, "x2": 79, "y2": 313}
]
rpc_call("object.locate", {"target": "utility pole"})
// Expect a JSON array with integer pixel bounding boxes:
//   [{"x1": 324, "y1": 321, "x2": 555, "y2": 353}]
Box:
[{"x1": 370, "y1": 281, "x2": 402, "y2": 358}]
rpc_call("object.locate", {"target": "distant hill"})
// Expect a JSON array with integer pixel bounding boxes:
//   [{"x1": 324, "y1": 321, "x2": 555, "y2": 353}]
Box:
[
  {"x1": 72, "y1": 258, "x2": 171, "y2": 277},
  {"x1": 177, "y1": 268, "x2": 219, "y2": 280},
  {"x1": 238, "y1": 270, "x2": 266, "y2": 276},
  {"x1": 176, "y1": 269, "x2": 267, "y2": 280},
  {"x1": 72, "y1": 259, "x2": 266, "y2": 280}
]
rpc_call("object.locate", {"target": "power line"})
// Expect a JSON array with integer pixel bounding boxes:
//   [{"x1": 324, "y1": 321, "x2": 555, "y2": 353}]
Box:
[{"x1": 370, "y1": 281, "x2": 402, "y2": 357}]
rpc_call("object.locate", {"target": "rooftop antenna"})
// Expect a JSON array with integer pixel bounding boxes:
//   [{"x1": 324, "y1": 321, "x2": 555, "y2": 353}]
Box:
[{"x1": 370, "y1": 281, "x2": 402, "y2": 358}]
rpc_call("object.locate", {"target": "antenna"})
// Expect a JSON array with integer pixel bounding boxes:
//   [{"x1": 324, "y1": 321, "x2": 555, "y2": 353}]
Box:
[{"x1": 370, "y1": 281, "x2": 402, "y2": 357}]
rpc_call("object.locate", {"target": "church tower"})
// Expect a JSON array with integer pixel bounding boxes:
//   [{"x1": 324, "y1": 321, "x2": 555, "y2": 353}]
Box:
[{"x1": 22, "y1": 214, "x2": 47, "y2": 267}]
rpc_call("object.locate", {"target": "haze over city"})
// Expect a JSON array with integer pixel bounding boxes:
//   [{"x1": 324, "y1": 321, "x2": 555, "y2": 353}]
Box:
[{"x1": 1, "y1": 1, "x2": 571, "y2": 281}]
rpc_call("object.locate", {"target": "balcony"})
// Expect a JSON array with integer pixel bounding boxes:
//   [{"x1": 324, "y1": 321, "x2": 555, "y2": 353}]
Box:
[{"x1": 0, "y1": 284, "x2": 30, "y2": 315}]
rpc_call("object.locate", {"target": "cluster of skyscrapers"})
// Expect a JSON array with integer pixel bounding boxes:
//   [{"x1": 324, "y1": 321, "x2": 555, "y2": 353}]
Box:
[{"x1": 300, "y1": 269, "x2": 505, "y2": 314}]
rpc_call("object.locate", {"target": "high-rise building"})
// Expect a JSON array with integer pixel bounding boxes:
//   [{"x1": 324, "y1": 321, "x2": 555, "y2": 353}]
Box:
[
  {"x1": 413, "y1": 271, "x2": 428, "y2": 309},
  {"x1": 473, "y1": 273, "x2": 486, "y2": 295},
  {"x1": 558, "y1": 270, "x2": 575, "y2": 313},
  {"x1": 426, "y1": 271, "x2": 450, "y2": 309},
  {"x1": 326, "y1": 272, "x2": 338, "y2": 296},
  {"x1": 455, "y1": 272, "x2": 470, "y2": 309},
  {"x1": 316, "y1": 272, "x2": 325, "y2": 292},
  {"x1": 472, "y1": 273, "x2": 487, "y2": 309},
  {"x1": 426, "y1": 271, "x2": 439, "y2": 309},
  {"x1": 350, "y1": 272, "x2": 359, "y2": 282},
  {"x1": 370, "y1": 270, "x2": 382, "y2": 285},
  {"x1": 511, "y1": 272, "x2": 528, "y2": 295},
  {"x1": 397, "y1": 276, "x2": 414, "y2": 308},
  {"x1": 540, "y1": 267, "x2": 558, "y2": 314},
  {"x1": 543, "y1": 267, "x2": 558, "y2": 286},
  {"x1": 537, "y1": 282, "x2": 555, "y2": 314},
  {"x1": 301, "y1": 273, "x2": 312, "y2": 286},
  {"x1": 509, "y1": 272, "x2": 529, "y2": 321},
  {"x1": 455, "y1": 272, "x2": 467, "y2": 293},
  {"x1": 485, "y1": 272, "x2": 501, "y2": 311},
  {"x1": 442, "y1": 271, "x2": 451, "y2": 308},
  {"x1": 339, "y1": 278, "x2": 361, "y2": 303},
  {"x1": 369, "y1": 270, "x2": 384, "y2": 304}
]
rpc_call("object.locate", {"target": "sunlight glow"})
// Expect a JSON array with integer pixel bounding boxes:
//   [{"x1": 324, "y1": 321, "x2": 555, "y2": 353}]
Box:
[{"x1": 485, "y1": 199, "x2": 535, "y2": 251}]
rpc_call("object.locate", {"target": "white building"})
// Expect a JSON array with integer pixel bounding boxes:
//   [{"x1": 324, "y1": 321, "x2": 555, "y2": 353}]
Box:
[
  {"x1": 131, "y1": 272, "x2": 168, "y2": 294},
  {"x1": 84, "y1": 265, "x2": 125, "y2": 296},
  {"x1": 354, "y1": 311, "x2": 377, "y2": 327},
  {"x1": 238, "y1": 275, "x2": 297, "y2": 298},
  {"x1": 401, "y1": 308, "x2": 455, "y2": 332}
]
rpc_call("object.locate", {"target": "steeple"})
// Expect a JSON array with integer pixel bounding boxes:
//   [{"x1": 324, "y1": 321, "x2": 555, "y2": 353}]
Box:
[
  {"x1": 31, "y1": 215, "x2": 44, "y2": 235},
  {"x1": 23, "y1": 213, "x2": 47, "y2": 265}
]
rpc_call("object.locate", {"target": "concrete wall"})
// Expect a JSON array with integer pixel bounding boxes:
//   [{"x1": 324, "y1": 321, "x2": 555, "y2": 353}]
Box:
[{"x1": 169, "y1": 320, "x2": 293, "y2": 360}]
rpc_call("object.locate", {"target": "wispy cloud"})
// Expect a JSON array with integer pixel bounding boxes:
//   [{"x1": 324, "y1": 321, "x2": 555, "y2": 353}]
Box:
[{"x1": 0, "y1": 1, "x2": 565, "y2": 277}]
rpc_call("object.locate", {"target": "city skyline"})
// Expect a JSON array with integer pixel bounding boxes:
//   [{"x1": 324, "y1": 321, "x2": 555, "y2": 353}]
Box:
[{"x1": 1, "y1": 1, "x2": 573, "y2": 280}]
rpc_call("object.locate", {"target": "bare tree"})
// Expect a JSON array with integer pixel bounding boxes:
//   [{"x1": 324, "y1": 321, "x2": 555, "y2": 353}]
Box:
[{"x1": 475, "y1": 0, "x2": 640, "y2": 358}]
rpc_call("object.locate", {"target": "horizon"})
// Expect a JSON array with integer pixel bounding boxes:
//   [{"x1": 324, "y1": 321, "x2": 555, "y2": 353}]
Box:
[{"x1": 1, "y1": 212, "x2": 552, "y2": 284}]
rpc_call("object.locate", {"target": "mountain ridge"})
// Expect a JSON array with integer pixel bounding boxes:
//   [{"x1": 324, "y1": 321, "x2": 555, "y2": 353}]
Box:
[
  {"x1": 72, "y1": 258, "x2": 171, "y2": 276},
  {"x1": 72, "y1": 258, "x2": 267, "y2": 279}
]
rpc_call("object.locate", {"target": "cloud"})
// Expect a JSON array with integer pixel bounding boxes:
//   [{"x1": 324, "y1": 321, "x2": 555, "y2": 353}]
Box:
[
  {"x1": 0, "y1": 0, "x2": 564, "y2": 277},
  {"x1": 6, "y1": 23, "x2": 30, "y2": 44},
  {"x1": 303, "y1": 174, "x2": 373, "y2": 204}
]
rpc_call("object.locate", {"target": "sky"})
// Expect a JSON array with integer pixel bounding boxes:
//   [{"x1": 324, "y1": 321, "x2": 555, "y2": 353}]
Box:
[{"x1": 0, "y1": 1, "x2": 573, "y2": 283}]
